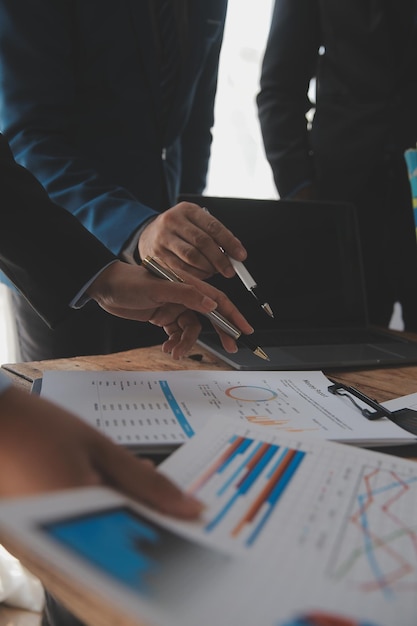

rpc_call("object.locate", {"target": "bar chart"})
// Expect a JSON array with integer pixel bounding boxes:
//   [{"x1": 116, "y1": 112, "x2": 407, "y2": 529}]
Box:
[
  {"x1": 159, "y1": 420, "x2": 417, "y2": 624},
  {"x1": 187, "y1": 433, "x2": 306, "y2": 548}
]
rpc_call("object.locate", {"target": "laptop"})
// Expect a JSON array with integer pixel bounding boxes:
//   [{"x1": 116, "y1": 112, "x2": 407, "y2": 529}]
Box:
[{"x1": 179, "y1": 195, "x2": 417, "y2": 370}]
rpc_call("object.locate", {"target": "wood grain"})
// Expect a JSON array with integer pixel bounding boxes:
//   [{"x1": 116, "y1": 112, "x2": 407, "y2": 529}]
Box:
[
  {"x1": 1, "y1": 344, "x2": 230, "y2": 390},
  {"x1": 3, "y1": 344, "x2": 417, "y2": 403}
]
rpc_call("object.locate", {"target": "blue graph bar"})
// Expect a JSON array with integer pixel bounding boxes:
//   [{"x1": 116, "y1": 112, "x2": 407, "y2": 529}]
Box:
[{"x1": 159, "y1": 380, "x2": 194, "y2": 437}]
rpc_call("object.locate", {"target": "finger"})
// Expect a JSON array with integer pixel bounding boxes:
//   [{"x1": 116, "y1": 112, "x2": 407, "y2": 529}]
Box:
[
  {"x1": 148, "y1": 233, "x2": 219, "y2": 280},
  {"x1": 142, "y1": 203, "x2": 247, "y2": 279},
  {"x1": 138, "y1": 206, "x2": 216, "y2": 278},
  {"x1": 95, "y1": 438, "x2": 204, "y2": 519},
  {"x1": 171, "y1": 219, "x2": 232, "y2": 277},
  {"x1": 161, "y1": 330, "x2": 183, "y2": 357},
  {"x1": 149, "y1": 281, "x2": 218, "y2": 315},
  {"x1": 179, "y1": 272, "x2": 254, "y2": 335},
  {"x1": 211, "y1": 326, "x2": 240, "y2": 354},
  {"x1": 98, "y1": 279, "x2": 218, "y2": 323},
  {"x1": 165, "y1": 206, "x2": 241, "y2": 278},
  {"x1": 188, "y1": 206, "x2": 248, "y2": 272},
  {"x1": 162, "y1": 311, "x2": 202, "y2": 358}
]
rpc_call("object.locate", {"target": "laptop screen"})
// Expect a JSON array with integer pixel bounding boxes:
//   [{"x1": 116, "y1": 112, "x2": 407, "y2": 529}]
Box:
[{"x1": 179, "y1": 196, "x2": 368, "y2": 333}]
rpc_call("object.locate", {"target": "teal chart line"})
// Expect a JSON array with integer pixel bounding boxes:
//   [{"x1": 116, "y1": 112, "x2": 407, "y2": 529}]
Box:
[{"x1": 333, "y1": 468, "x2": 417, "y2": 599}]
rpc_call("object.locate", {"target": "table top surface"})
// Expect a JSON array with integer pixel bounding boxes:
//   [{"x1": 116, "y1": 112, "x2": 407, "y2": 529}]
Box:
[{"x1": 4, "y1": 342, "x2": 417, "y2": 403}]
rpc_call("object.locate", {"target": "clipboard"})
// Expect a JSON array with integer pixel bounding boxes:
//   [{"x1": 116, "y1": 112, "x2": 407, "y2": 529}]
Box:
[{"x1": 328, "y1": 380, "x2": 417, "y2": 435}]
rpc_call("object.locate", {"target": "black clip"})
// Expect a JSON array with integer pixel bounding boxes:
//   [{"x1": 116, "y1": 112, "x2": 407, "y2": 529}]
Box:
[
  {"x1": 327, "y1": 381, "x2": 392, "y2": 420},
  {"x1": 327, "y1": 380, "x2": 417, "y2": 435}
]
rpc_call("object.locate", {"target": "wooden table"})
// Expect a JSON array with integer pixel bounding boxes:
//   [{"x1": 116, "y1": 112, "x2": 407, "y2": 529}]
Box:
[
  {"x1": 1, "y1": 344, "x2": 229, "y2": 389},
  {"x1": 3, "y1": 343, "x2": 417, "y2": 626},
  {"x1": 4, "y1": 342, "x2": 417, "y2": 403}
]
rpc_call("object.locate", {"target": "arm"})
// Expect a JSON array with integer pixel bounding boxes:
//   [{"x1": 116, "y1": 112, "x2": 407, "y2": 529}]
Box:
[
  {"x1": 0, "y1": 134, "x2": 116, "y2": 327},
  {"x1": 0, "y1": 0, "x2": 250, "y2": 288},
  {"x1": 135, "y1": 4, "x2": 245, "y2": 281},
  {"x1": 0, "y1": 132, "x2": 254, "y2": 357},
  {"x1": 0, "y1": 0, "x2": 157, "y2": 255},
  {"x1": 0, "y1": 372, "x2": 202, "y2": 518},
  {"x1": 87, "y1": 260, "x2": 255, "y2": 359},
  {"x1": 256, "y1": 0, "x2": 321, "y2": 198}
]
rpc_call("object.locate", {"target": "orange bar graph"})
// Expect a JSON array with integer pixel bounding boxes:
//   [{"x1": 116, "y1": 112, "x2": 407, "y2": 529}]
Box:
[
  {"x1": 188, "y1": 436, "x2": 246, "y2": 493},
  {"x1": 231, "y1": 448, "x2": 297, "y2": 537}
]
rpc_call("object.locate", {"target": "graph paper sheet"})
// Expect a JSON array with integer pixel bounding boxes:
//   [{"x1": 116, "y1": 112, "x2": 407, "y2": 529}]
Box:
[
  {"x1": 154, "y1": 418, "x2": 417, "y2": 626},
  {"x1": 0, "y1": 420, "x2": 416, "y2": 625}
]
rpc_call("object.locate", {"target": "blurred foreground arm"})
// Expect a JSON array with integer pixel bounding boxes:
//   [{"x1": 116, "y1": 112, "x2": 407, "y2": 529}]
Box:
[{"x1": 0, "y1": 376, "x2": 202, "y2": 519}]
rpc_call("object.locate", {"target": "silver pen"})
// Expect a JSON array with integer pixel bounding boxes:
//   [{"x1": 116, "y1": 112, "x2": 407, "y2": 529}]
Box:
[
  {"x1": 202, "y1": 207, "x2": 274, "y2": 318},
  {"x1": 142, "y1": 256, "x2": 270, "y2": 361}
]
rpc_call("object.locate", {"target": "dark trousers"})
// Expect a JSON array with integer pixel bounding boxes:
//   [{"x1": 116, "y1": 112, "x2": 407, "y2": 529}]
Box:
[
  {"x1": 11, "y1": 290, "x2": 167, "y2": 362},
  {"x1": 354, "y1": 156, "x2": 417, "y2": 332},
  {"x1": 319, "y1": 152, "x2": 417, "y2": 331},
  {"x1": 42, "y1": 591, "x2": 86, "y2": 626}
]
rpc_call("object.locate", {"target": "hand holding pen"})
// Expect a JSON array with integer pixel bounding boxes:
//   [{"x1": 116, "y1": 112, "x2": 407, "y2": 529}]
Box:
[
  {"x1": 136, "y1": 200, "x2": 273, "y2": 317},
  {"x1": 142, "y1": 256, "x2": 270, "y2": 361},
  {"x1": 201, "y1": 207, "x2": 274, "y2": 318},
  {"x1": 137, "y1": 202, "x2": 249, "y2": 282}
]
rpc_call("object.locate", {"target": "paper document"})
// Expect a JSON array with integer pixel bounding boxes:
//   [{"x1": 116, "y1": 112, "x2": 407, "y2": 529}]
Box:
[
  {"x1": 147, "y1": 418, "x2": 417, "y2": 625},
  {"x1": 39, "y1": 369, "x2": 417, "y2": 451},
  {"x1": 384, "y1": 390, "x2": 417, "y2": 412},
  {"x1": 0, "y1": 420, "x2": 416, "y2": 625}
]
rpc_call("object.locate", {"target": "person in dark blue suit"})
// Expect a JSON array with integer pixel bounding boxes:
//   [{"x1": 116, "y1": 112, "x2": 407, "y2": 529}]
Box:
[
  {"x1": 0, "y1": 128, "x2": 252, "y2": 360},
  {"x1": 257, "y1": 0, "x2": 417, "y2": 331},
  {"x1": 0, "y1": 128, "x2": 252, "y2": 626},
  {"x1": 0, "y1": 0, "x2": 243, "y2": 361}
]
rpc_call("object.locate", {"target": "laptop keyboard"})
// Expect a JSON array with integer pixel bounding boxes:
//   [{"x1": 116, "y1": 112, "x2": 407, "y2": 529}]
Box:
[{"x1": 253, "y1": 328, "x2": 390, "y2": 347}]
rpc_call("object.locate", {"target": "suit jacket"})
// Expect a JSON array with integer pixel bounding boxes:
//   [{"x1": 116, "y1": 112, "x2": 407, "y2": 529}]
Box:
[
  {"x1": 257, "y1": 0, "x2": 417, "y2": 199},
  {"x1": 0, "y1": 0, "x2": 227, "y2": 259},
  {"x1": 0, "y1": 134, "x2": 116, "y2": 327}
]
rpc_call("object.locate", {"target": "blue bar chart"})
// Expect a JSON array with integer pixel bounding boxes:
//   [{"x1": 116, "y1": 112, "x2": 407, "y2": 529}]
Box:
[
  {"x1": 161, "y1": 420, "x2": 417, "y2": 624},
  {"x1": 188, "y1": 434, "x2": 306, "y2": 547}
]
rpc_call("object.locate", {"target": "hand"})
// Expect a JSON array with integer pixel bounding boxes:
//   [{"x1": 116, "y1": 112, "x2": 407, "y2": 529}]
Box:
[
  {"x1": 137, "y1": 201, "x2": 248, "y2": 280},
  {"x1": 0, "y1": 384, "x2": 203, "y2": 519},
  {"x1": 88, "y1": 261, "x2": 254, "y2": 359}
]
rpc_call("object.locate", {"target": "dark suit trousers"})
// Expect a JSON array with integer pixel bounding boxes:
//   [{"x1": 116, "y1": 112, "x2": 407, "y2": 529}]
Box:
[{"x1": 42, "y1": 591, "x2": 85, "y2": 626}]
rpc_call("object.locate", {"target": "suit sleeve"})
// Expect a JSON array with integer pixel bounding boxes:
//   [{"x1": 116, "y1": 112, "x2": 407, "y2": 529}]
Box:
[
  {"x1": 256, "y1": 0, "x2": 321, "y2": 198},
  {"x1": 0, "y1": 0, "x2": 157, "y2": 256},
  {"x1": 0, "y1": 134, "x2": 117, "y2": 328}
]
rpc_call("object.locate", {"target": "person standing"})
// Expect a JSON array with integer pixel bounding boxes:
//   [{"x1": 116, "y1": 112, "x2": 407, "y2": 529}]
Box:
[
  {"x1": 0, "y1": 131, "x2": 252, "y2": 360},
  {"x1": 0, "y1": 0, "x2": 246, "y2": 360},
  {"x1": 257, "y1": 0, "x2": 417, "y2": 330}
]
